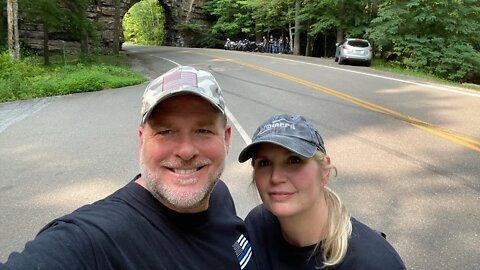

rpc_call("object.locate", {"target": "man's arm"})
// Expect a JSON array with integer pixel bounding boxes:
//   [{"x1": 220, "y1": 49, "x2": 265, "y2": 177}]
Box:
[{"x1": 1, "y1": 220, "x2": 95, "y2": 270}]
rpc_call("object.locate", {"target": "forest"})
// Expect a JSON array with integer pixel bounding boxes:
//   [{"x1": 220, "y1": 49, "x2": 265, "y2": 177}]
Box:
[
  {"x1": 2, "y1": 0, "x2": 479, "y2": 83},
  {"x1": 203, "y1": 0, "x2": 480, "y2": 83}
]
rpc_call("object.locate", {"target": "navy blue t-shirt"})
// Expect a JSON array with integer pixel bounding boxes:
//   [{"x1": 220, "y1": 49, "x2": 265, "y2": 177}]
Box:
[
  {"x1": 2, "y1": 175, "x2": 257, "y2": 270},
  {"x1": 245, "y1": 204, "x2": 406, "y2": 270}
]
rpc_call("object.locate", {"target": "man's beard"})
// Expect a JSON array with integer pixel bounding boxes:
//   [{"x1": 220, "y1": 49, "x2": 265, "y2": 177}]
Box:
[{"x1": 139, "y1": 150, "x2": 224, "y2": 210}]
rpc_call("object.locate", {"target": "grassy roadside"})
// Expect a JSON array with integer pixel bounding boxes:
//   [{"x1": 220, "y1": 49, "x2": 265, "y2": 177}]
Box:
[
  {"x1": 1, "y1": 51, "x2": 478, "y2": 104},
  {"x1": 0, "y1": 52, "x2": 146, "y2": 103},
  {"x1": 370, "y1": 60, "x2": 480, "y2": 92}
]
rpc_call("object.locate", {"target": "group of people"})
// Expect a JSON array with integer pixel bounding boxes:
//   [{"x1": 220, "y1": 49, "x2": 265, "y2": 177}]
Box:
[
  {"x1": 1, "y1": 66, "x2": 406, "y2": 269},
  {"x1": 262, "y1": 35, "x2": 291, "y2": 54}
]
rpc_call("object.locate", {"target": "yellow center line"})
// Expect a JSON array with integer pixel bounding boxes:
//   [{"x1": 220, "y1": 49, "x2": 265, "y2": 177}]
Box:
[{"x1": 212, "y1": 55, "x2": 480, "y2": 152}]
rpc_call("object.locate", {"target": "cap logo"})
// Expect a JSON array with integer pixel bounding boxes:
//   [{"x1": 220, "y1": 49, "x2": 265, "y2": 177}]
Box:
[
  {"x1": 163, "y1": 71, "x2": 197, "y2": 92},
  {"x1": 258, "y1": 118, "x2": 296, "y2": 135}
]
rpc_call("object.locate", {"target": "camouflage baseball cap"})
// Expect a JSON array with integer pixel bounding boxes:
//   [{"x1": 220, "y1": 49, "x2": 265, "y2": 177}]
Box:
[
  {"x1": 238, "y1": 114, "x2": 326, "y2": 162},
  {"x1": 141, "y1": 66, "x2": 225, "y2": 123}
]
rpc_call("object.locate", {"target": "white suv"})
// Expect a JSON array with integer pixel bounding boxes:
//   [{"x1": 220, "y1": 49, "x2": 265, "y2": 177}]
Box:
[{"x1": 335, "y1": 38, "x2": 373, "y2": 66}]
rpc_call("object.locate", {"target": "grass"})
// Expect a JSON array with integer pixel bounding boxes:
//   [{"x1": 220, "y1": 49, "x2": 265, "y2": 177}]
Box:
[
  {"x1": 1, "y1": 51, "x2": 478, "y2": 103},
  {"x1": 0, "y1": 52, "x2": 146, "y2": 103},
  {"x1": 370, "y1": 59, "x2": 480, "y2": 92}
]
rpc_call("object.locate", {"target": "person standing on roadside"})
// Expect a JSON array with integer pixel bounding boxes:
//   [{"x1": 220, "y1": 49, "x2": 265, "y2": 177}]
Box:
[
  {"x1": 269, "y1": 35, "x2": 274, "y2": 53},
  {"x1": 238, "y1": 114, "x2": 406, "y2": 270},
  {"x1": 1, "y1": 66, "x2": 257, "y2": 270}
]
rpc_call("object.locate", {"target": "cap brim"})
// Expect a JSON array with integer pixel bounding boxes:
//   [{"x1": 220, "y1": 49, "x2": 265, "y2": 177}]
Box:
[
  {"x1": 238, "y1": 135, "x2": 317, "y2": 163},
  {"x1": 142, "y1": 89, "x2": 224, "y2": 123}
]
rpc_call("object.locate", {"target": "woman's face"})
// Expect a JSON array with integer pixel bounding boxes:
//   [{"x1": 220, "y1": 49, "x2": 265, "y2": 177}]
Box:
[{"x1": 252, "y1": 143, "x2": 329, "y2": 218}]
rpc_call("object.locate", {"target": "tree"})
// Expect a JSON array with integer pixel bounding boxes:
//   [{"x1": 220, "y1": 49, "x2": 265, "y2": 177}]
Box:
[
  {"x1": 204, "y1": 0, "x2": 254, "y2": 40},
  {"x1": 63, "y1": 0, "x2": 97, "y2": 54},
  {"x1": 293, "y1": 0, "x2": 301, "y2": 55},
  {"x1": 113, "y1": 0, "x2": 121, "y2": 54},
  {"x1": 123, "y1": 0, "x2": 165, "y2": 46},
  {"x1": 369, "y1": 0, "x2": 480, "y2": 82},
  {"x1": 7, "y1": 0, "x2": 20, "y2": 59},
  {"x1": 19, "y1": 0, "x2": 64, "y2": 65}
]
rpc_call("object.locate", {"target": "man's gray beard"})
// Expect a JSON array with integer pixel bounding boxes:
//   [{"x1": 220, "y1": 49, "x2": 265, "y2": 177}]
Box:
[{"x1": 139, "y1": 152, "x2": 224, "y2": 210}]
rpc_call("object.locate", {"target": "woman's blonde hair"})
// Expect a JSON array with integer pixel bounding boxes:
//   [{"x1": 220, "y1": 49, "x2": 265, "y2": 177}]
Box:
[
  {"x1": 311, "y1": 150, "x2": 352, "y2": 268},
  {"x1": 250, "y1": 149, "x2": 351, "y2": 268}
]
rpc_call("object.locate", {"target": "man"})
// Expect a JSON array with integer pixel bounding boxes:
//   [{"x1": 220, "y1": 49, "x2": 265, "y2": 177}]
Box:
[{"x1": 1, "y1": 66, "x2": 256, "y2": 270}]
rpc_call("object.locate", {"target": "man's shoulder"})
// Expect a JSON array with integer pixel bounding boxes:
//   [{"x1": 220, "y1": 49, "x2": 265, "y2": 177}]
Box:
[
  {"x1": 209, "y1": 180, "x2": 237, "y2": 213},
  {"x1": 40, "y1": 181, "x2": 140, "y2": 234}
]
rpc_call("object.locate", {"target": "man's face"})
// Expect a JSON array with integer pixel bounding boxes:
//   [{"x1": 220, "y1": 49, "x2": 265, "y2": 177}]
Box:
[{"x1": 138, "y1": 95, "x2": 231, "y2": 213}]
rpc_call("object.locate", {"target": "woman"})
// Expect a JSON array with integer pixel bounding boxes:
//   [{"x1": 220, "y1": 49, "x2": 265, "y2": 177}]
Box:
[{"x1": 238, "y1": 114, "x2": 406, "y2": 269}]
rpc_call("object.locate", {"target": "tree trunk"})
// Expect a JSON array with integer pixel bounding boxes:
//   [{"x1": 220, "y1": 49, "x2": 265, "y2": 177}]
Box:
[
  {"x1": 293, "y1": 0, "x2": 301, "y2": 55},
  {"x1": 43, "y1": 22, "x2": 50, "y2": 65},
  {"x1": 80, "y1": 28, "x2": 89, "y2": 54},
  {"x1": 306, "y1": 34, "x2": 315, "y2": 57},
  {"x1": 112, "y1": 0, "x2": 121, "y2": 54},
  {"x1": 324, "y1": 35, "x2": 327, "y2": 57},
  {"x1": 336, "y1": 0, "x2": 345, "y2": 44},
  {"x1": 336, "y1": 28, "x2": 344, "y2": 44},
  {"x1": 7, "y1": 0, "x2": 20, "y2": 59},
  {"x1": 305, "y1": 35, "x2": 311, "y2": 57},
  {"x1": 288, "y1": 22, "x2": 293, "y2": 52},
  {"x1": 255, "y1": 21, "x2": 261, "y2": 43}
]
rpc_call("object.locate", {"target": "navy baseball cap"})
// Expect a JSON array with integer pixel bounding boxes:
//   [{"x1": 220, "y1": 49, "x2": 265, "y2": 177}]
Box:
[{"x1": 238, "y1": 114, "x2": 326, "y2": 162}]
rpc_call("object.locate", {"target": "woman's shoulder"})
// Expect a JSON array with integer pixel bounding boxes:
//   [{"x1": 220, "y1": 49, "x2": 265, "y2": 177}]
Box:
[{"x1": 339, "y1": 217, "x2": 406, "y2": 269}]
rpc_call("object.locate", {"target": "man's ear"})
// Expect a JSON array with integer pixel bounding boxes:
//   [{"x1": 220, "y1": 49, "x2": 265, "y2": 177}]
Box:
[
  {"x1": 224, "y1": 124, "x2": 232, "y2": 154},
  {"x1": 138, "y1": 126, "x2": 144, "y2": 149}
]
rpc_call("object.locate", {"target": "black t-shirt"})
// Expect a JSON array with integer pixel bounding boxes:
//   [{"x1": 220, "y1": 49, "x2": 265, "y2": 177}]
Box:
[
  {"x1": 2, "y1": 175, "x2": 257, "y2": 270},
  {"x1": 245, "y1": 204, "x2": 406, "y2": 270}
]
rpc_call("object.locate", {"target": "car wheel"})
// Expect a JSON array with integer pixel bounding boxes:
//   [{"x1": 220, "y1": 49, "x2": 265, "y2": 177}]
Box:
[
  {"x1": 334, "y1": 56, "x2": 338, "y2": 62},
  {"x1": 338, "y1": 57, "x2": 345, "y2": 65},
  {"x1": 365, "y1": 60, "x2": 371, "y2": 67}
]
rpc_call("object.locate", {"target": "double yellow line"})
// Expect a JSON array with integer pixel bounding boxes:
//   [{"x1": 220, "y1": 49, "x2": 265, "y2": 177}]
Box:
[{"x1": 215, "y1": 56, "x2": 480, "y2": 153}]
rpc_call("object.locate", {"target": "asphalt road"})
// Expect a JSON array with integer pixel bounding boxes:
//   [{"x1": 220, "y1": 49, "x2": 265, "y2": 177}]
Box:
[{"x1": 1, "y1": 45, "x2": 479, "y2": 269}]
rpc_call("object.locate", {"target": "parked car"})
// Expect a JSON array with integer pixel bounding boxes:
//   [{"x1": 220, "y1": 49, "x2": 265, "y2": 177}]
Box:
[{"x1": 335, "y1": 38, "x2": 373, "y2": 66}]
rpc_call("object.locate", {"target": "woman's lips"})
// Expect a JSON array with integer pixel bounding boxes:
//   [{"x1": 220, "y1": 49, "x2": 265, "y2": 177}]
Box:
[{"x1": 268, "y1": 191, "x2": 293, "y2": 201}]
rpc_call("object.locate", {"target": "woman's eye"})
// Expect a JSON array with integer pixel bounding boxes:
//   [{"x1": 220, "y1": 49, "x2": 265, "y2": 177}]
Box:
[
  {"x1": 255, "y1": 160, "x2": 270, "y2": 167},
  {"x1": 253, "y1": 159, "x2": 270, "y2": 168},
  {"x1": 287, "y1": 156, "x2": 302, "y2": 164}
]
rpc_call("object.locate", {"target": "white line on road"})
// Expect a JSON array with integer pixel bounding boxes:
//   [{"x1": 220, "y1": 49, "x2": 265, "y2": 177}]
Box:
[
  {"x1": 247, "y1": 53, "x2": 480, "y2": 98},
  {"x1": 0, "y1": 97, "x2": 56, "y2": 134},
  {"x1": 226, "y1": 107, "x2": 251, "y2": 146},
  {"x1": 152, "y1": 55, "x2": 181, "y2": 67}
]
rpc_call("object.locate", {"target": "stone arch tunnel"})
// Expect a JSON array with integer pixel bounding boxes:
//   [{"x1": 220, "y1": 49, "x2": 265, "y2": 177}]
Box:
[{"x1": 18, "y1": 0, "x2": 211, "y2": 54}]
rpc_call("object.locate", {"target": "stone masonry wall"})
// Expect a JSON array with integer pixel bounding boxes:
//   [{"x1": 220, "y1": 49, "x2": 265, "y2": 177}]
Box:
[{"x1": 18, "y1": 0, "x2": 210, "y2": 54}]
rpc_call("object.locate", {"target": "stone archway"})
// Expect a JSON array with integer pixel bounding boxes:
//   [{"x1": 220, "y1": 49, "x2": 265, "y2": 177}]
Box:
[
  {"x1": 100, "y1": 0, "x2": 211, "y2": 50},
  {"x1": 18, "y1": 0, "x2": 211, "y2": 54}
]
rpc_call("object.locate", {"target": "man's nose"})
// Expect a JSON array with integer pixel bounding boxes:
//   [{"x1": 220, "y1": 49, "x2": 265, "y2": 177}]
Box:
[{"x1": 175, "y1": 135, "x2": 198, "y2": 160}]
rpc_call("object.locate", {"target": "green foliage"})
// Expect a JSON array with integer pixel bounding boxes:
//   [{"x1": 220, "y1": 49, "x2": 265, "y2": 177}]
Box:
[
  {"x1": 0, "y1": 51, "x2": 44, "y2": 101},
  {"x1": 29, "y1": 64, "x2": 144, "y2": 96},
  {"x1": 204, "y1": 0, "x2": 253, "y2": 39},
  {"x1": 369, "y1": 0, "x2": 480, "y2": 82},
  {"x1": 0, "y1": 51, "x2": 145, "y2": 102},
  {"x1": 123, "y1": 0, "x2": 165, "y2": 46},
  {"x1": 18, "y1": 0, "x2": 65, "y2": 29},
  {"x1": 303, "y1": 0, "x2": 377, "y2": 38},
  {"x1": 16, "y1": 0, "x2": 99, "y2": 63},
  {"x1": 63, "y1": 0, "x2": 98, "y2": 44},
  {"x1": 204, "y1": 0, "x2": 291, "y2": 40}
]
